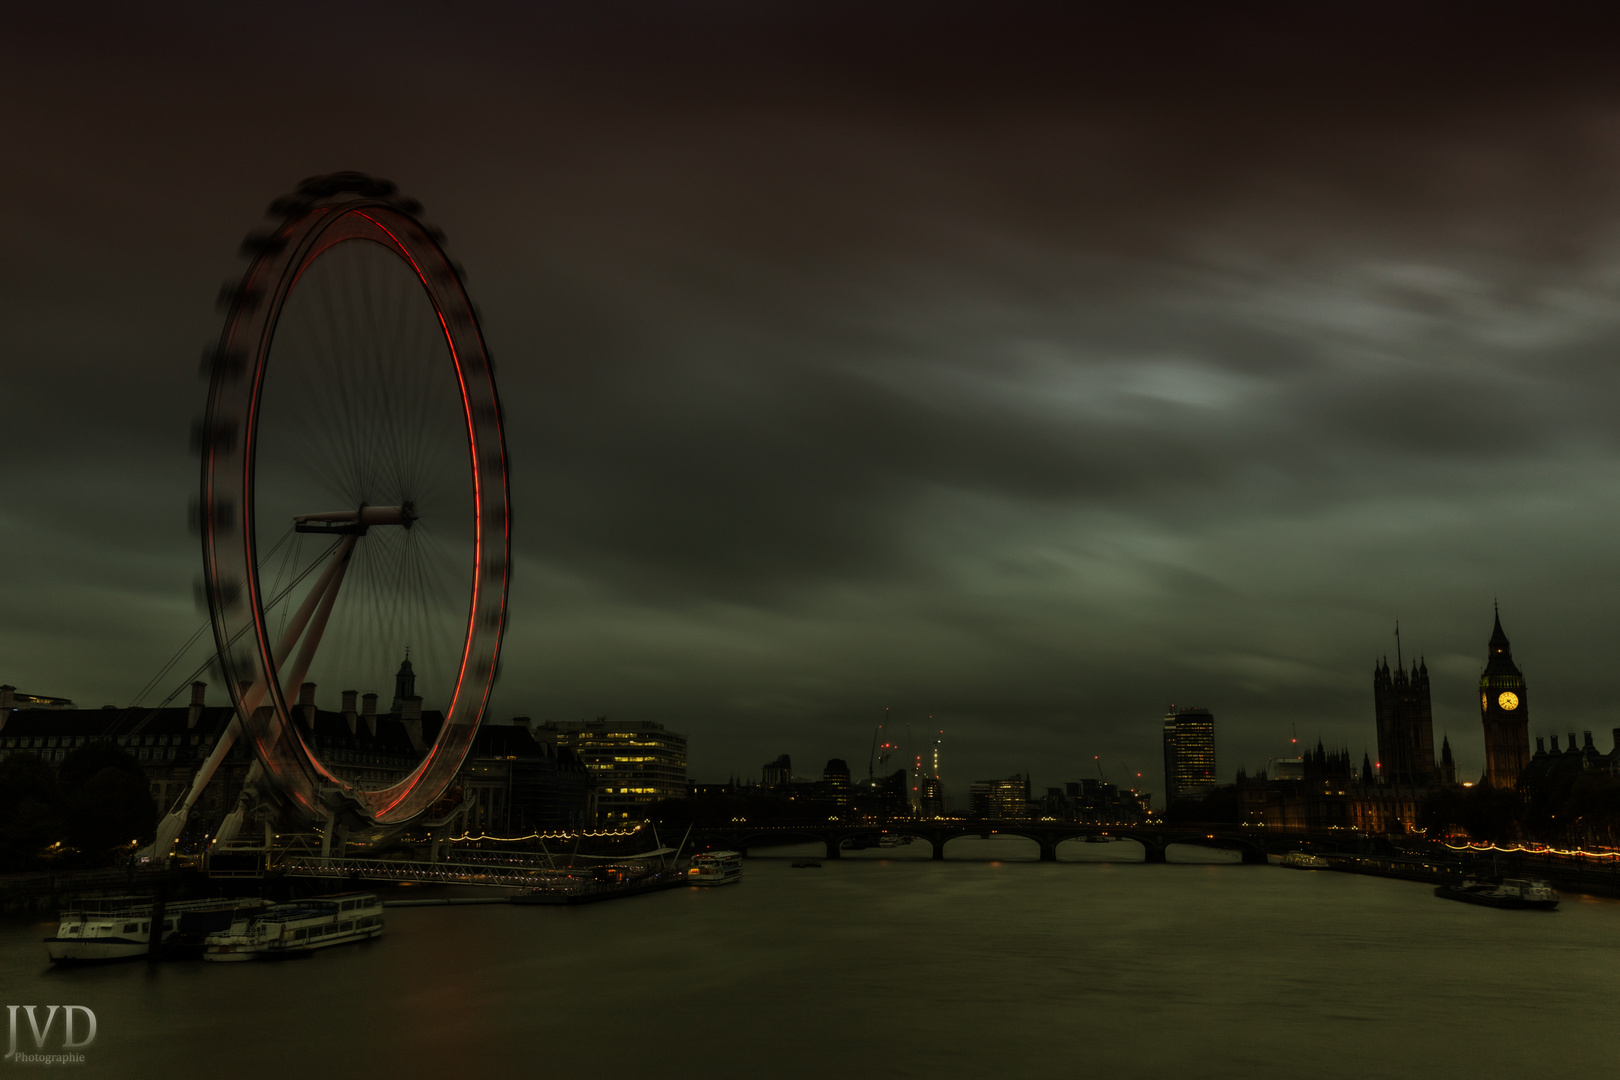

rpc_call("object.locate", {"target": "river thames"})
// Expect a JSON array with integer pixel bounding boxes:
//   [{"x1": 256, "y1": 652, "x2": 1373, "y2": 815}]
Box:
[{"x1": 5, "y1": 838, "x2": 1616, "y2": 1078}]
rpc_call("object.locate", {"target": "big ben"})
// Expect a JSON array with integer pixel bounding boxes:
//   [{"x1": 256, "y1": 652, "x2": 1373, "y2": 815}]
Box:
[{"x1": 1479, "y1": 606, "x2": 1530, "y2": 787}]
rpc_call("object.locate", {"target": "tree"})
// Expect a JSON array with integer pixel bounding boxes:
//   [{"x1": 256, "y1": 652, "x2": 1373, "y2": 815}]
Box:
[
  {"x1": 58, "y1": 740, "x2": 142, "y2": 792},
  {"x1": 0, "y1": 753, "x2": 63, "y2": 870},
  {"x1": 63, "y1": 768, "x2": 157, "y2": 855},
  {"x1": 57, "y1": 741, "x2": 156, "y2": 859}
]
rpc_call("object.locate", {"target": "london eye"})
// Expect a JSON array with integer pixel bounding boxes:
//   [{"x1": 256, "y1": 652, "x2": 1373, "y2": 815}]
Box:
[{"x1": 152, "y1": 172, "x2": 510, "y2": 853}]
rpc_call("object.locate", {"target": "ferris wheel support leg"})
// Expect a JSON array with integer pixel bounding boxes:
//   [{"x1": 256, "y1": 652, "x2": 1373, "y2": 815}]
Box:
[
  {"x1": 140, "y1": 538, "x2": 359, "y2": 862},
  {"x1": 140, "y1": 713, "x2": 244, "y2": 861},
  {"x1": 279, "y1": 534, "x2": 357, "y2": 706},
  {"x1": 215, "y1": 759, "x2": 269, "y2": 845},
  {"x1": 271, "y1": 534, "x2": 357, "y2": 671}
]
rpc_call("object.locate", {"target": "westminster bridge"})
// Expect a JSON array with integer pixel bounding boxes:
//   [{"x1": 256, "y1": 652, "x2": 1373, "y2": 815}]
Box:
[{"x1": 680, "y1": 819, "x2": 1372, "y2": 863}]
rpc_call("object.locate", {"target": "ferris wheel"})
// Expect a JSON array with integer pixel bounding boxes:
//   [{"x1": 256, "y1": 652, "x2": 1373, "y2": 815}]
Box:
[{"x1": 183, "y1": 172, "x2": 510, "y2": 836}]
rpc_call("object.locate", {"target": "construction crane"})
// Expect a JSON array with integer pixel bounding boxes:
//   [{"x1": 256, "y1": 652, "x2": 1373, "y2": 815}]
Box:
[{"x1": 867, "y1": 707, "x2": 889, "y2": 782}]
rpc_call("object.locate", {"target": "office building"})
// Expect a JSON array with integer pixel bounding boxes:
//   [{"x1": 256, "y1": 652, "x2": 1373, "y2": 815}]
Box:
[
  {"x1": 536, "y1": 718, "x2": 687, "y2": 823},
  {"x1": 1162, "y1": 706, "x2": 1216, "y2": 805}
]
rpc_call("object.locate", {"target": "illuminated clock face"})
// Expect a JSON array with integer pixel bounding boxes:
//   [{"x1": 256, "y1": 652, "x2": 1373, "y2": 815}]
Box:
[
  {"x1": 1481, "y1": 692, "x2": 1488, "y2": 712},
  {"x1": 1498, "y1": 691, "x2": 1520, "y2": 711}
]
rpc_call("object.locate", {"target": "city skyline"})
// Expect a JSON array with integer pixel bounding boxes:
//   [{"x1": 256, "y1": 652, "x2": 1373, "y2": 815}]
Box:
[{"x1": 10, "y1": 8, "x2": 1620, "y2": 800}]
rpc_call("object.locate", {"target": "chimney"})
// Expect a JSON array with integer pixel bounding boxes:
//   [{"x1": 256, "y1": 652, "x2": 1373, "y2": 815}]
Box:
[
  {"x1": 0, "y1": 684, "x2": 11, "y2": 733},
  {"x1": 1584, "y1": 731, "x2": 1595, "y2": 750},
  {"x1": 1568, "y1": 732, "x2": 1578, "y2": 754},
  {"x1": 188, "y1": 681, "x2": 207, "y2": 729},
  {"x1": 342, "y1": 689, "x2": 359, "y2": 734},
  {"x1": 361, "y1": 692, "x2": 378, "y2": 737},
  {"x1": 1535, "y1": 737, "x2": 1545, "y2": 755},
  {"x1": 299, "y1": 682, "x2": 317, "y2": 727},
  {"x1": 1613, "y1": 728, "x2": 1620, "y2": 753},
  {"x1": 1551, "y1": 734, "x2": 1561, "y2": 752},
  {"x1": 402, "y1": 695, "x2": 424, "y2": 752}
]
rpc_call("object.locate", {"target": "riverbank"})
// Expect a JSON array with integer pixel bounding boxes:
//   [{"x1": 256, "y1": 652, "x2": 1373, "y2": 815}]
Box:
[{"x1": 1320, "y1": 848, "x2": 1620, "y2": 899}]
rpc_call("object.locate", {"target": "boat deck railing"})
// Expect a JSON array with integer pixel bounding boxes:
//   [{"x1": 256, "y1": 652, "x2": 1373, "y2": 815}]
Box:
[
  {"x1": 280, "y1": 855, "x2": 594, "y2": 888},
  {"x1": 58, "y1": 894, "x2": 261, "y2": 918}
]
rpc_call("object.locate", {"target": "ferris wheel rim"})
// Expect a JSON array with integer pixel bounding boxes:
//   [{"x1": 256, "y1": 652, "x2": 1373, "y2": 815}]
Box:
[
  {"x1": 242, "y1": 210, "x2": 488, "y2": 740},
  {"x1": 199, "y1": 176, "x2": 511, "y2": 826}
]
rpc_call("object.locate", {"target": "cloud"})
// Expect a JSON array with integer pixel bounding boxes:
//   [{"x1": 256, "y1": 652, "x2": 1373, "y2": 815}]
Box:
[{"x1": 7, "y1": 5, "x2": 1620, "y2": 794}]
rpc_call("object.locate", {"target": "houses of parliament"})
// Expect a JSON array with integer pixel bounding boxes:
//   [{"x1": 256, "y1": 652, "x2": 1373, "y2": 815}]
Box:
[
  {"x1": 1240, "y1": 606, "x2": 1597, "y2": 833},
  {"x1": 1374, "y1": 606, "x2": 1530, "y2": 792}
]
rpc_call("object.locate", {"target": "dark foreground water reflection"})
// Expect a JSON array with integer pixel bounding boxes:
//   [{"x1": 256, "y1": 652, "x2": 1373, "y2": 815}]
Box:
[{"x1": 4, "y1": 838, "x2": 1616, "y2": 1079}]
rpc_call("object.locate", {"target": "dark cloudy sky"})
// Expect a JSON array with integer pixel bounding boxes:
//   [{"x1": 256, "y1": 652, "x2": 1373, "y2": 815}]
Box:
[{"x1": 6, "y1": 4, "x2": 1620, "y2": 801}]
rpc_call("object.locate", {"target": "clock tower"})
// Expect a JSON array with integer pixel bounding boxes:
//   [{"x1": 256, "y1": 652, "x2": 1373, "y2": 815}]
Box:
[{"x1": 1479, "y1": 606, "x2": 1530, "y2": 788}]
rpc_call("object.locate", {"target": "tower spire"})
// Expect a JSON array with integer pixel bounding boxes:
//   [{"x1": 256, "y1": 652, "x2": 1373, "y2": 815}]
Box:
[
  {"x1": 1394, "y1": 620, "x2": 1402, "y2": 670},
  {"x1": 391, "y1": 650, "x2": 416, "y2": 713},
  {"x1": 1489, "y1": 606, "x2": 1510, "y2": 653}
]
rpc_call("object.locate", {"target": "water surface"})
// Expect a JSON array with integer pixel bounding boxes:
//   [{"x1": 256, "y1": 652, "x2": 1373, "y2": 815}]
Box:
[{"x1": 4, "y1": 838, "x2": 1613, "y2": 1079}]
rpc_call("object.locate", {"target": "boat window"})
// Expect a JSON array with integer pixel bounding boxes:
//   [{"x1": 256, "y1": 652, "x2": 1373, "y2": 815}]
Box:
[
  {"x1": 341, "y1": 900, "x2": 355, "y2": 911},
  {"x1": 139, "y1": 923, "x2": 149, "y2": 933},
  {"x1": 123, "y1": 923, "x2": 139, "y2": 933},
  {"x1": 294, "y1": 929, "x2": 307, "y2": 940}
]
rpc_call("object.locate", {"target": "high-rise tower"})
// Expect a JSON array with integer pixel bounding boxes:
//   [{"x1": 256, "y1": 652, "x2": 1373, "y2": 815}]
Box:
[
  {"x1": 1372, "y1": 646, "x2": 1437, "y2": 786},
  {"x1": 1162, "y1": 706, "x2": 1216, "y2": 805},
  {"x1": 1479, "y1": 607, "x2": 1530, "y2": 788}
]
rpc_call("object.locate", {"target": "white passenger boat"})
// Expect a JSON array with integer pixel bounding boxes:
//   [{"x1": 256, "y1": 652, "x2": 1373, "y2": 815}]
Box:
[
  {"x1": 204, "y1": 892, "x2": 384, "y2": 961},
  {"x1": 1279, "y1": 852, "x2": 1332, "y2": 869},
  {"x1": 45, "y1": 896, "x2": 268, "y2": 964},
  {"x1": 687, "y1": 851, "x2": 742, "y2": 886},
  {"x1": 1434, "y1": 877, "x2": 1559, "y2": 911}
]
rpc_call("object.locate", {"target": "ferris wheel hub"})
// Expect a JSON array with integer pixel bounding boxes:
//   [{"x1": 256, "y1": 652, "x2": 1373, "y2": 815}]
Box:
[{"x1": 293, "y1": 504, "x2": 417, "y2": 535}]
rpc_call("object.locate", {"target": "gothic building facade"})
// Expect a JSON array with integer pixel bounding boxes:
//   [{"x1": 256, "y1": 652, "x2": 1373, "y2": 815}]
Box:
[
  {"x1": 1373, "y1": 653, "x2": 1437, "y2": 787},
  {"x1": 1240, "y1": 609, "x2": 1532, "y2": 834}
]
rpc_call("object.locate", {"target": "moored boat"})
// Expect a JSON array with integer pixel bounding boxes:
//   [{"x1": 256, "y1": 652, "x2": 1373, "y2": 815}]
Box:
[
  {"x1": 1280, "y1": 852, "x2": 1332, "y2": 869},
  {"x1": 204, "y1": 892, "x2": 384, "y2": 961},
  {"x1": 687, "y1": 851, "x2": 742, "y2": 886},
  {"x1": 1434, "y1": 877, "x2": 1559, "y2": 911},
  {"x1": 511, "y1": 864, "x2": 685, "y2": 905},
  {"x1": 45, "y1": 896, "x2": 268, "y2": 965}
]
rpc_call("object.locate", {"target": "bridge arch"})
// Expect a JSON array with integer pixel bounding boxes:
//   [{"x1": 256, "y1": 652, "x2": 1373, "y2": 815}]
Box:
[
  {"x1": 1054, "y1": 835, "x2": 1149, "y2": 862},
  {"x1": 933, "y1": 831, "x2": 1043, "y2": 861}
]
